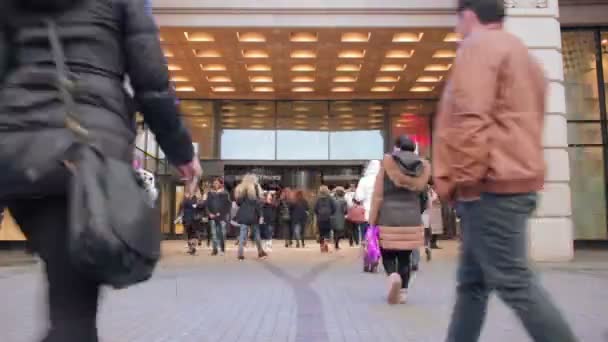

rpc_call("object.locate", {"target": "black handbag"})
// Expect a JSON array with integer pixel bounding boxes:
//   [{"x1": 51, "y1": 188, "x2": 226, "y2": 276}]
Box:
[{"x1": 2, "y1": 19, "x2": 161, "y2": 289}]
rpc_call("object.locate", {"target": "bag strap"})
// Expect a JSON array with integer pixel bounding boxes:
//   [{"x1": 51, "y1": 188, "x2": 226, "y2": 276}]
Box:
[{"x1": 45, "y1": 19, "x2": 89, "y2": 142}]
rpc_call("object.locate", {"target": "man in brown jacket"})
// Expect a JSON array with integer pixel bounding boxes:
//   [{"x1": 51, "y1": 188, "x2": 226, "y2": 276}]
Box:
[{"x1": 434, "y1": 1, "x2": 577, "y2": 341}]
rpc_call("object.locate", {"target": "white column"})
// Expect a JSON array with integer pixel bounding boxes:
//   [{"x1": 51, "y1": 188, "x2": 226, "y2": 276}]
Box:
[{"x1": 505, "y1": 0, "x2": 574, "y2": 261}]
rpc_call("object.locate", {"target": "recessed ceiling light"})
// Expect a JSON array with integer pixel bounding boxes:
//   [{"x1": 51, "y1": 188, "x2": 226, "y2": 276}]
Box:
[
  {"x1": 249, "y1": 76, "x2": 273, "y2": 83},
  {"x1": 333, "y1": 76, "x2": 357, "y2": 83},
  {"x1": 332, "y1": 87, "x2": 354, "y2": 92},
  {"x1": 222, "y1": 105, "x2": 236, "y2": 110},
  {"x1": 294, "y1": 106, "x2": 311, "y2": 112},
  {"x1": 341, "y1": 32, "x2": 371, "y2": 42},
  {"x1": 386, "y1": 50, "x2": 415, "y2": 58},
  {"x1": 212, "y1": 86, "x2": 236, "y2": 92},
  {"x1": 368, "y1": 119, "x2": 383, "y2": 123},
  {"x1": 252, "y1": 113, "x2": 268, "y2": 118},
  {"x1": 193, "y1": 49, "x2": 222, "y2": 58},
  {"x1": 371, "y1": 86, "x2": 395, "y2": 92},
  {"x1": 252, "y1": 86, "x2": 275, "y2": 92},
  {"x1": 369, "y1": 105, "x2": 384, "y2": 110},
  {"x1": 295, "y1": 114, "x2": 308, "y2": 118},
  {"x1": 237, "y1": 32, "x2": 266, "y2": 42},
  {"x1": 376, "y1": 76, "x2": 400, "y2": 83},
  {"x1": 290, "y1": 32, "x2": 318, "y2": 42},
  {"x1": 339, "y1": 50, "x2": 366, "y2": 58},
  {"x1": 392, "y1": 32, "x2": 424, "y2": 43},
  {"x1": 242, "y1": 49, "x2": 269, "y2": 58},
  {"x1": 295, "y1": 120, "x2": 308, "y2": 125},
  {"x1": 252, "y1": 119, "x2": 266, "y2": 124},
  {"x1": 411, "y1": 86, "x2": 434, "y2": 92},
  {"x1": 370, "y1": 113, "x2": 384, "y2": 117},
  {"x1": 444, "y1": 33, "x2": 463, "y2": 42},
  {"x1": 291, "y1": 50, "x2": 317, "y2": 58},
  {"x1": 292, "y1": 87, "x2": 315, "y2": 92},
  {"x1": 425, "y1": 64, "x2": 452, "y2": 71},
  {"x1": 417, "y1": 75, "x2": 443, "y2": 83},
  {"x1": 223, "y1": 118, "x2": 238, "y2": 123},
  {"x1": 159, "y1": 35, "x2": 164, "y2": 42},
  {"x1": 294, "y1": 126, "x2": 308, "y2": 130},
  {"x1": 184, "y1": 32, "x2": 215, "y2": 42},
  {"x1": 250, "y1": 125, "x2": 265, "y2": 129},
  {"x1": 171, "y1": 76, "x2": 190, "y2": 83},
  {"x1": 433, "y1": 50, "x2": 457, "y2": 58},
  {"x1": 246, "y1": 64, "x2": 272, "y2": 71},
  {"x1": 335, "y1": 106, "x2": 352, "y2": 112},
  {"x1": 380, "y1": 64, "x2": 406, "y2": 72},
  {"x1": 336, "y1": 64, "x2": 362, "y2": 72},
  {"x1": 320, "y1": 126, "x2": 329, "y2": 130},
  {"x1": 163, "y1": 48, "x2": 174, "y2": 58},
  {"x1": 339, "y1": 114, "x2": 354, "y2": 118},
  {"x1": 292, "y1": 76, "x2": 315, "y2": 83},
  {"x1": 207, "y1": 76, "x2": 232, "y2": 83},
  {"x1": 253, "y1": 106, "x2": 269, "y2": 111},
  {"x1": 223, "y1": 112, "x2": 238, "y2": 117},
  {"x1": 603, "y1": 39, "x2": 608, "y2": 45},
  {"x1": 201, "y1": 64, "x2": 227, "y2": 71},
  {"x1": 168, "y1": 64, "x2": 182, "y2": 71},
  {"x1": 292, "y1": 64, "x2": 316, "y2": 72},
  {"x1": 176, "y1": 86, "x2": 195, "y2": 92},
  {"x1": 342, "y1": 126, "x2": 356, "y2": 130},
  {"x1": 224, "y1": 124, "x2": 237, "y2": 129}
]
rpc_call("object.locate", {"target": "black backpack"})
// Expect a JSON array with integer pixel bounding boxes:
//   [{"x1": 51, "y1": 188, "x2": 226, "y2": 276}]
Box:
[{"x1": 317, "y1": 198, "x2": 333, "y2": 221}]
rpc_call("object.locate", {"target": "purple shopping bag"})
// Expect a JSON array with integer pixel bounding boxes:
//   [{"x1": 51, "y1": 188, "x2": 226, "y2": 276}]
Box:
[{"x1": 365, "y1": 225, "x2": 381, "y2": 266}]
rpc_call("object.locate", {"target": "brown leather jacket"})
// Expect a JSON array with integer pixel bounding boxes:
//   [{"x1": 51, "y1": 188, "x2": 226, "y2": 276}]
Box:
[{"x1": 432, "y1": 29, "x2": 546, "y2": 202}]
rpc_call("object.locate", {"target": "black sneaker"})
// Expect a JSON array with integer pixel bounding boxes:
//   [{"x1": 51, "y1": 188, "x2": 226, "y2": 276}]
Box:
[
  {"x1": 211, "y1": 250, "x2": 218, "y2": 256},
  {"x1": 238, "y1": 256, "x2": 245, "y2": 261},
  {"x1": 296, "y1": 242, "x2": 301, "y2": 248},
  {"x1": 258, "y1": 251, "x2": 268, "y2": 260}
]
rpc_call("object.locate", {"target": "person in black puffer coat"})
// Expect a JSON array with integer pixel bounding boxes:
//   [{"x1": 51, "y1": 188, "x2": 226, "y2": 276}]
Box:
[
  {"x1": 234, "y1": 174, "x2": 266, "y2": 261},
  {"x1": 290, "y1": 190, "x2": 310, "y2": 248},
  {"x1": 0, "y1": 1, "x2": 200, "y2": 341},
  {"x1": 315, "y1": 186, "x2": 336, "y2": 253}
]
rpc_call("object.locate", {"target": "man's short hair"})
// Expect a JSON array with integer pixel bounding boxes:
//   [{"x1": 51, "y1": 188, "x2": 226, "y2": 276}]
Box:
[{"x1": 458, "y1": 0, "x2": 505, "y2": 24}]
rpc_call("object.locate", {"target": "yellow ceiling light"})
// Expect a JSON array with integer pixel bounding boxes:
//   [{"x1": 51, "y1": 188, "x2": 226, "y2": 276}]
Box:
[
  {"x1": 249, "y1": 76, "x2": 273, "y2": 83},
  {"x1": 252, "y1": 86, "x2": 275, "y2": 93},
  {"x1": 167, "y1": 64, "x2": 182, "y2": 71},
  {"x1": 292, "y1": 76, "x2": 315, "y2": 83},
  {"x1": 223, "y1": 124, "x2": 237, "y2": 128},
  {"x1": 222, "y1": 105, "x2": 236, "y2": 110},
  {"x1": 339, "y1": 114, "x2": 354, "y2": 118},
  {"x1": 295, "y1": 120, "x2": 308, "y2": 125},
  {"x1": 253, "y1": 105, "x2": 269, "y2": 111},
  {"x1": 242, "y1": 49, "x2": 269, "y2": 58},
  {"x1": 371, "y1": 86, "x2": 395, "y2": 92},
  {"x1": 293, "y1": 106, "x2": 311, "y2": 112},
  {"x1": 332, "y1": 87, "x2": 354, "y2": 92},
  {"x1": 163, "y1": 48, "x2": 174, "y2": 58},
  {"x1": 246, "y1": 64, "x2": 272, "y2": 71},
  {"x1": 252, "y1": 119, "x2": 266, "y2": 124},
  {"x1": 369, "y1": 105, "x2": 384, "y2": 110},
  {"x1": 250, "y1": 125, "x2": 265, "y2": 129},
  {"x1": 290, "y1": 32, "x2": 318, "y2": 42},
  {"x1": 170, "y1": 76, "x2": 190, "y2": 83},
  {"x1": 206, "y1": 75, "x2": 232, "y2": 83},
  {"x1": 336, "y1": 64, "x2": 362, "y2": 72},
  {"x1": 339, "y1": 50, "x2": 366, "y2": 58},
  {"x1": 342, "y1": 126, "x2": 356, "y2": 130},
  {"x1": 417, "y1": 75, "x2": 443, "y2": 83},
  {"x1": 425, "y1": 64, "x2": 452, "y2": 71},
  {"x1": 291, "y1": 64, "x2": 316, "y2": 72},
  {"x1": 295, "y1": 114, "x2": 308, "y2": 119},
  {"x1": 380, "y1": 64, "x2": 407, "y2": 72},
  {"x1": 237, "y1": 32, "x2": 266, "y2": 42},
  {"x1": 433, "y1": 50, "x2": 457, "y2": 58},
  {"x1": 294, "y1": 125, "x2": 308, "y2": 130},
  {"x1": 368, "y1": 119, "x2": 383, "y2": 124},
  {"x1": 184, "y1": 32, "x2": 215, "y2": 42},
  {"x1": 252, "y1": 113, "x2": 268, "y2": 118},
  {"x1": 201, "y1": 64, "x2": 227, "y2": 71},
  {"x1": 222, "y1": 112, "x2": 238, "y2": 117},
  {"x1": 291, "y1": 50, "x2": 317, "y2": 59},
  {"x1": 212, "y1": 86, "x2": 236, "y2": 92},
  {"x1": 370, "y1": 112, "x2": 384, "y2": 117},
  {"x1": 193, "y1": 49, "x2": 222, "y2": 58},
  {"x1": 292, "y1": 87, "x2": 315, "y2": 93},
  {"x1": 335, "y1": 106, "x2": 352, "y2": 112},
  {"x1": 375, "y1": 75, "x2": 400, "y2": 83},
  {"x1": 411, "y1": 86, "x2": 434, "y2": 92},
  {"x1": 392, "y1": 32, "x2": 424, "y2": 43},
  {"x1": 341, "y1": 32, "x2": 371, "y2": 42},
  {"x1": 386, "y1": 49, "x2": 415, "y2": 58},
  {"x1": 320, "y1": 126, "x2": 329, "y2": 131},
  {"x1": 223, "y1": 118, "x2": 238, "y2": 123},
  {"x1": 333, "y1": 76, "x2": 357, "y2": 83},
  {"x1": 175, "y1": 86, "x2": 195, "y2": 92},
  {"x1": 444, "y1": 33, "x2": 463, "y2": 42}
]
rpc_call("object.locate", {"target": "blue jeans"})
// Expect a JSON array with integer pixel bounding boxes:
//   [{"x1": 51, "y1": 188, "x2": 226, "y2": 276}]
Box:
[
  {"x1": 210, "y1": 220, "x2": 227, "y2": 253},
  {"x1": 447, "y1": 193, "x2": 576, "y2": 342},
  {"x1": 293, "y1": 223, "x2": 304, "y2": 244},
  {"x1": 238, "y1": 224, "x2": 263, "y2": 257},
  {"x1": 260, "y1": 224, "x2": 274, "y2": 240}
]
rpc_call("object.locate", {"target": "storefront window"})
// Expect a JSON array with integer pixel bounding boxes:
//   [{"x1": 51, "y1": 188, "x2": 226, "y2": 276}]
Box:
[
  {"x1": 563, "y1": 29, "x2": 608, "y2": 240},
  {"x1": 389, "y1": 101, "x2": 433, "y2": 158},
  {"x1": 277, "y1": 101, "x2": 329, "y2": 160},
  {"x1": 329, "y1": 102, "x2": 385, "y2": 160},
  {"x1": 220, "y1": 101, "x2": 276, "y2": 160}
]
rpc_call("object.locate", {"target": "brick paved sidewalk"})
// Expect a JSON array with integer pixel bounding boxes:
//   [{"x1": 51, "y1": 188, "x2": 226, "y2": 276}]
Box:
[{"x1": 0, "y1": 241, "x2": 607, "y2": 342}]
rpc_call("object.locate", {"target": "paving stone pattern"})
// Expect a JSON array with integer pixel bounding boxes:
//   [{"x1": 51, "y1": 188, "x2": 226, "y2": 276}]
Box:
[{"x1": 0, "y1": 241, "x2": 607, "y2": 342}]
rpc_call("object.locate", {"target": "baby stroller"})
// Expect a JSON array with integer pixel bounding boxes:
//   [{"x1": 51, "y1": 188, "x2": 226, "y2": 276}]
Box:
[{"x1": 363, "y1": 225, "x2": 380, "y2": 273}]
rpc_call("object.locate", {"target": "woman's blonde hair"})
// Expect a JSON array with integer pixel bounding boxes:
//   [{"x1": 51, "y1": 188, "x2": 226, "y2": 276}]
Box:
[
  {"x1": 235, "y1": 174, "x2": 262, "y2": 200},
  {"x1": 318, "y1": 185, "x2": 330, "y2": 196}
]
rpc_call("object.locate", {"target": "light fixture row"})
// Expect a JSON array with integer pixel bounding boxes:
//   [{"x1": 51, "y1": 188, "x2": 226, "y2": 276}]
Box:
[
  {"x1": 169, "y1": 63, "x2": 452, "y2": 73},
  {"x1": 180, "y1": 31, "x2": 462, "y2": 43}
]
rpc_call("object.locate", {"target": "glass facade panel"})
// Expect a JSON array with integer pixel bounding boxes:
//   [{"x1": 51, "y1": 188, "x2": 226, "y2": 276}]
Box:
[
  {"x1": 569, "y1": 147, "x2": 607, "y2": 240},
  {"x1": 221, "y1": 130, "x2": 276, "y2": 160},
  {"x1": 330, "y1": 131, "x2": 384, "y2": 160},
  {"x1": 180, "y1": 100, "x2": 216, "y2": 159},
  {"x1": 562, "y1": 31, "x2": 601, "y2": 120},
  {"x1": 567, "y1": 122, "x2": 603, "y2": 145},
  {"x1": 277, "y1": 130, "x2": 329, "y2": 160}
]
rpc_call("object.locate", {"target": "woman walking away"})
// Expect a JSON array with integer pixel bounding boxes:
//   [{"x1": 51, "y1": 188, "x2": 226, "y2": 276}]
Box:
[
  {"x1": 234, "y1": 175, "x2": 267, "y2": 261},
  {"x1": 369, "y1": 135, "x2": 430, "y2": 305},
  {"x1": 332, "y1": 187, "x2": 348, "y2": 250},
  {"x1": 290, "y1": 190, "x2": 310, "y2": 248},
  {"x1": 261, "y1": 192, "x2": 278, "y2": 252},
  {"x1": 315, "y1": 186, "x2": 336, "y2": 253},
  {"x1": 346, "y1": 199, "x2": 366, "y2": 246},
  {"x1": 279, "y1": 188, "x2": 293, "y2": 248},
  {"x1": 0, "y1": 0, "x2": 201, "y2": 340},
  {"x1": 207, "y1": 178, "x2": 231, "y2": 256}
]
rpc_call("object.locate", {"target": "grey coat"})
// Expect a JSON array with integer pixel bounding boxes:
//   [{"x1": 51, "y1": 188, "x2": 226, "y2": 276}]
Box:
[{"x1": 332, "y1": 197, "x2": 348, "y2": 232}]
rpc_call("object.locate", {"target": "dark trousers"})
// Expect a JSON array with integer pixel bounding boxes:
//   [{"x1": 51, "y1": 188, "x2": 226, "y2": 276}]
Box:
[
  {"x1": 380, "y1": 249, "x2": 413, "y2": 289},
  {"x1": 318, "y1": 220, "x2": 332, "y2": 241},
  {"x1": 447, "y1": 193, "x2": 576, "y2": 342},
  {"x1": 9, "y1": 197, "x2": 99, "y2": 342},
  {"x1": 282, "y1": 220, "x2": 293, "y2": 245}
]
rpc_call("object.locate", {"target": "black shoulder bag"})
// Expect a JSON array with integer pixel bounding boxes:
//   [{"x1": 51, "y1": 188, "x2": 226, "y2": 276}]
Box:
[{"x1": 49, "y1": 20, "x2": 161, "y2": 289}]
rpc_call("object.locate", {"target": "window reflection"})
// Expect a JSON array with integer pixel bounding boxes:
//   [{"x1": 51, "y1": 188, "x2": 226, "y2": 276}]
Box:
[
  {"x1": 180, "y1": 100, "x2": 216, "y2": 159},
  {"x1": 389, "y1": 101, "x2": 434, "y2": 157}
]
